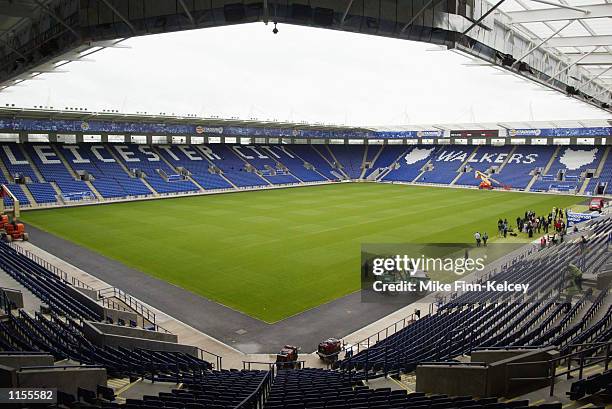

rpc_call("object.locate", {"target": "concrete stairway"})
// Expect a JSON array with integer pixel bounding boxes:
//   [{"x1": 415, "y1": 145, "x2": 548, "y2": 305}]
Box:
[
  {"x1": 152, "y1": 146, "x2": 205, "y2": 192},
  {"x1": 525, "y1": 145, "x2": 561, "y2": 192},
  {"x1": 17, "y1": 145, "x2": 45, "y2": 183},
  {"x1": 450, "y1": 146, "x2": 479, "y2": 186},
  {"x1": 0, "y1": 155, "x2": 13, "y2": 183},
  {"x1": 105, "y1": 144, "x2": 159, "y2": 196}
]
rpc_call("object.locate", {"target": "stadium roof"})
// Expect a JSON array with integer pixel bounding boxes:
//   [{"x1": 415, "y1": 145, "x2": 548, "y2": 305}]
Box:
[
  {"x1": 0, "y1": 106, "x2": 369, "y2": 133},
  {"x1": 0, "y1": 0, "x2": 611, "y2": 113},
  {"x1": 0, "y1": 106, "x2": 609, "y2": 133},
  {"x1": 370, "y1": 118, "x2": 612, "y2": 131},
  {"x1": 496, "y1": 0, "x2": 612, "y2": 96}
]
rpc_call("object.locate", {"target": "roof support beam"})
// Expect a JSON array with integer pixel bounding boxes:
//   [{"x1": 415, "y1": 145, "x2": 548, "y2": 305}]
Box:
[
  {"x1": 515, "y1": 19, "x2": 575, "y2": 64},
  {"x1": 507, "y1": 4, "x2": 612, "y2": 23},
  {"x1": 177, "y1": 0, "x2": 195, "y2": 26},
  {"x1": 401, "y1": 0, "x2": 441, "y2": 34},
  {"x1": 545, "y1": 35, "x2": 612, "y2": 48},
  {"x1": 566, "y1": 53, "x2": 612, "y2": 65},
  {"x1": 33, "y1": 0, "x2": 81, "y2": 40},
  {"x1": 463, "y1": 0, "x2": 505, "y2": 35},
  {"x1": 546, "y1": 46, "x2": 600, "y2": 82},
  {"x1": 576, "y1": 66, "x2": 612, "y2": 91},
  {"x1": 99, "y1": 0, "x2": 136, "y2": 34},
  {"x1": 340, "y1": 0, "x2": 354, "y2": 26},
  {"x1": 528, "y1": 0, "x2": 589, "y2": 13}
]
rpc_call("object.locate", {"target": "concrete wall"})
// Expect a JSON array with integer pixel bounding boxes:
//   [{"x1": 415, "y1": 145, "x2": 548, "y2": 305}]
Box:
[
  {"x1": 471, "y1": 349, "x2": 540, "y2": 365},
  {"x1": 597, "y1": 270, "x2": 612, "y2": 290},
  {"x1": 64, "y1": 285, "x2": 140, "y2": 325},
  {"x1": 82, "y1": 321, "x2": 197, "y2": 357},
  {"x1": 16, "y1": 367, "x2": 107, "y2": 397},
  {"x1": 1, "y1": 287, "x2": 23, "y2": 309},
  {"x1": 89, "y1": 321, "x2": 177, "y2": 343},
  {"x1": 416, "y1": 348, "x2": 559, "y2": 397},
  {"x1": 0, "y1": 354, "x2": 54, "y2": 370},
  {"x1": 416, "y1": 365, "x2": 489, "y2": 396},
  {"x1": 0, "y1": 364, "x2": 16, "y2": 387}
]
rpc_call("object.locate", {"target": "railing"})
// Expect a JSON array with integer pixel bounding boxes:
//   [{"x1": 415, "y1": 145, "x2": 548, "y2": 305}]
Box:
[
  {"x1": 507, "y1": 340, "x2": 611, "y2": 396},
  {"x1": 242, "y1": 360, "x2": 306, "y2": 371},
  {"x1": 6, "y1": 239, "x2": 174, "y2": 334},
  {"x1": 197, "y1": 347, "x2": 223, "y2": 371},
  {"x1": 6, "y1": 242, "x2": 94, "y2": 291},
  {"x1": 346, "y1": 312, "x2": 418, "y2": 357},
  {"x1": 97, "y1": 286, "x2": 170, "y2": 333},
  {"x1": 233, "y1": 369, "x2": 274, "y2": 409}
]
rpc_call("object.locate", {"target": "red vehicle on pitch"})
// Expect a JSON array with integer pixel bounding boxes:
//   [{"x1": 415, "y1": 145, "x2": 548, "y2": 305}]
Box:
[{"x1": 589, "y1": 197, "x2": 606, "y2": 212}]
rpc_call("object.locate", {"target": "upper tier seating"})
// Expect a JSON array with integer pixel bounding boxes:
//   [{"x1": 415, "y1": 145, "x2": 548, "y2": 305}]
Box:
[
  {"x1": 531, "y1": 147, "x2": 604, "y2": 192},
  {"x1": 60, "y1": 144, "x2": 151, "y2": 198},
  {"x1": 289, "y1": 145, "x2": 341, "y2": 180},
  {"x1": 154, "y1": 145, "x2": 233, "y2": 190},
  {"x1": 454, "y1": 146, "x2": 514, "y2": 186},
  {"x1": 229, "y1": 145, "x2": 300, "y2": 185},
  {"x1": 329, "y1": 145, "x2": 365, "y2": 179},
  {"x1": 210, "y1": 145, "x2": 270, "y2": 188},
  {"x1": 269, "y1": 146, "x2": 327, "y2": 182},
  {"x1": 0, "y1": 143, "x2": 41, "y2": 183},
  {"x1": 24, "y1": 144, "x2": 94, "y2": 200},
  {"x1": 419, "y1": 147, "x2": 477, "y2": 185},
  {"x1": 363, "y1": 145, "x2": 405, "y2": 179},
  {"x1": 111, "y1": 144, "x2": 199, "y2": 194},
  {"x1": 494, "y1": 146, "x2": 555, "y2": 189},
  {"x1": 382, "y1": 145, "x2": 430, "y2": 182}
]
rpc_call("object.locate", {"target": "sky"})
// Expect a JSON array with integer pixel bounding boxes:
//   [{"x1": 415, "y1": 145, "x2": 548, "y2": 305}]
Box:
[{"x1": 0, "y1": 22, "x2": 610, "y2": 127}]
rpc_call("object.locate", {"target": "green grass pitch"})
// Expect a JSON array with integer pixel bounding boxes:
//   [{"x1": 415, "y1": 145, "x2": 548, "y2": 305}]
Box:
[{"x1": 21, "y1": 183, "x2": 584, "y2": 323}]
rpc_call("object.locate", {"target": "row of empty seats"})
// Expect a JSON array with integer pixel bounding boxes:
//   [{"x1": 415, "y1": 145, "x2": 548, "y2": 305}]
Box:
[{"x1": 1, "y1": 144, "x2": 609, "y2": 207}]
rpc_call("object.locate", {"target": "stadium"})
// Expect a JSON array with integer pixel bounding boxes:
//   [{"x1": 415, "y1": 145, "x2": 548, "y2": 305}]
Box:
[{"x1": 0, "y1": 1, "x2": 611, "y2": 408}]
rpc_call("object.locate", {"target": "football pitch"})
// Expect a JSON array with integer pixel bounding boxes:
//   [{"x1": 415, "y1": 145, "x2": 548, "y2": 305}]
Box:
[{"x1": 21, "y1": 183, "x2": 583, "y2": 323}]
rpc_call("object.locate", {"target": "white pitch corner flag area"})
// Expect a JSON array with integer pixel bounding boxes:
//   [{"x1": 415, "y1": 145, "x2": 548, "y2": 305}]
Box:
[{"x1": 0, "y1": 22, "x2": 610, "y2": 126}]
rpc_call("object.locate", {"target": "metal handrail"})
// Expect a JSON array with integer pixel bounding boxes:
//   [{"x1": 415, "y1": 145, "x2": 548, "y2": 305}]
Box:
[
  {"x1": 97, "y1": 286, "x2": 171, "y2": 333},
  {"x1": 242, "y1": 360, "x2": 306, "y2": 371},
  {"x1": 506, "y1": 340, "x2": 611, "y2": 396},
  {"x1": 233, "y1": 369, "x2": 274, "y2": 409},
  {"x1": 346, "y1": 312, "x2": 418, "y2": 356},
  {"x1": 7, "y1": 242, "x2": 94, "y2": 290},
  {"x1": 197, "y1": 347, "x2": 223, "y2": 371}
]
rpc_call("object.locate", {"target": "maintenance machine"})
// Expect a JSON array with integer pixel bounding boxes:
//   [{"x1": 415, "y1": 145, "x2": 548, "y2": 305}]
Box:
[
  {"x1": 275, "y1": 345, "x2": 300, "y2": 369},
  {"x1": 475, "y1": 170, "x2": 510, "y2": 190},
  {"x1": 316, "y1": 338, "x2": 342, "y2": 364},
  {"x1": 0, "y1": 184, "x2": 29, "y2": 242}
]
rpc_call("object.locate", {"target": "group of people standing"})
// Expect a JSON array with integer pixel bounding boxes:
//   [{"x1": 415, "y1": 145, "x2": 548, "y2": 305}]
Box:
[
  {"x1": 515, "y1": 208, "x2": 568, "y2": 238},
  {"x1": 476, "y1": 207, "x2": 570, "y2": 247},
  {"x1": 474, "y1": 231, "x2": 489, "y2": 247},
  {"x1": 497, "y1": 219, "x2": 509, "y2": 238}
]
